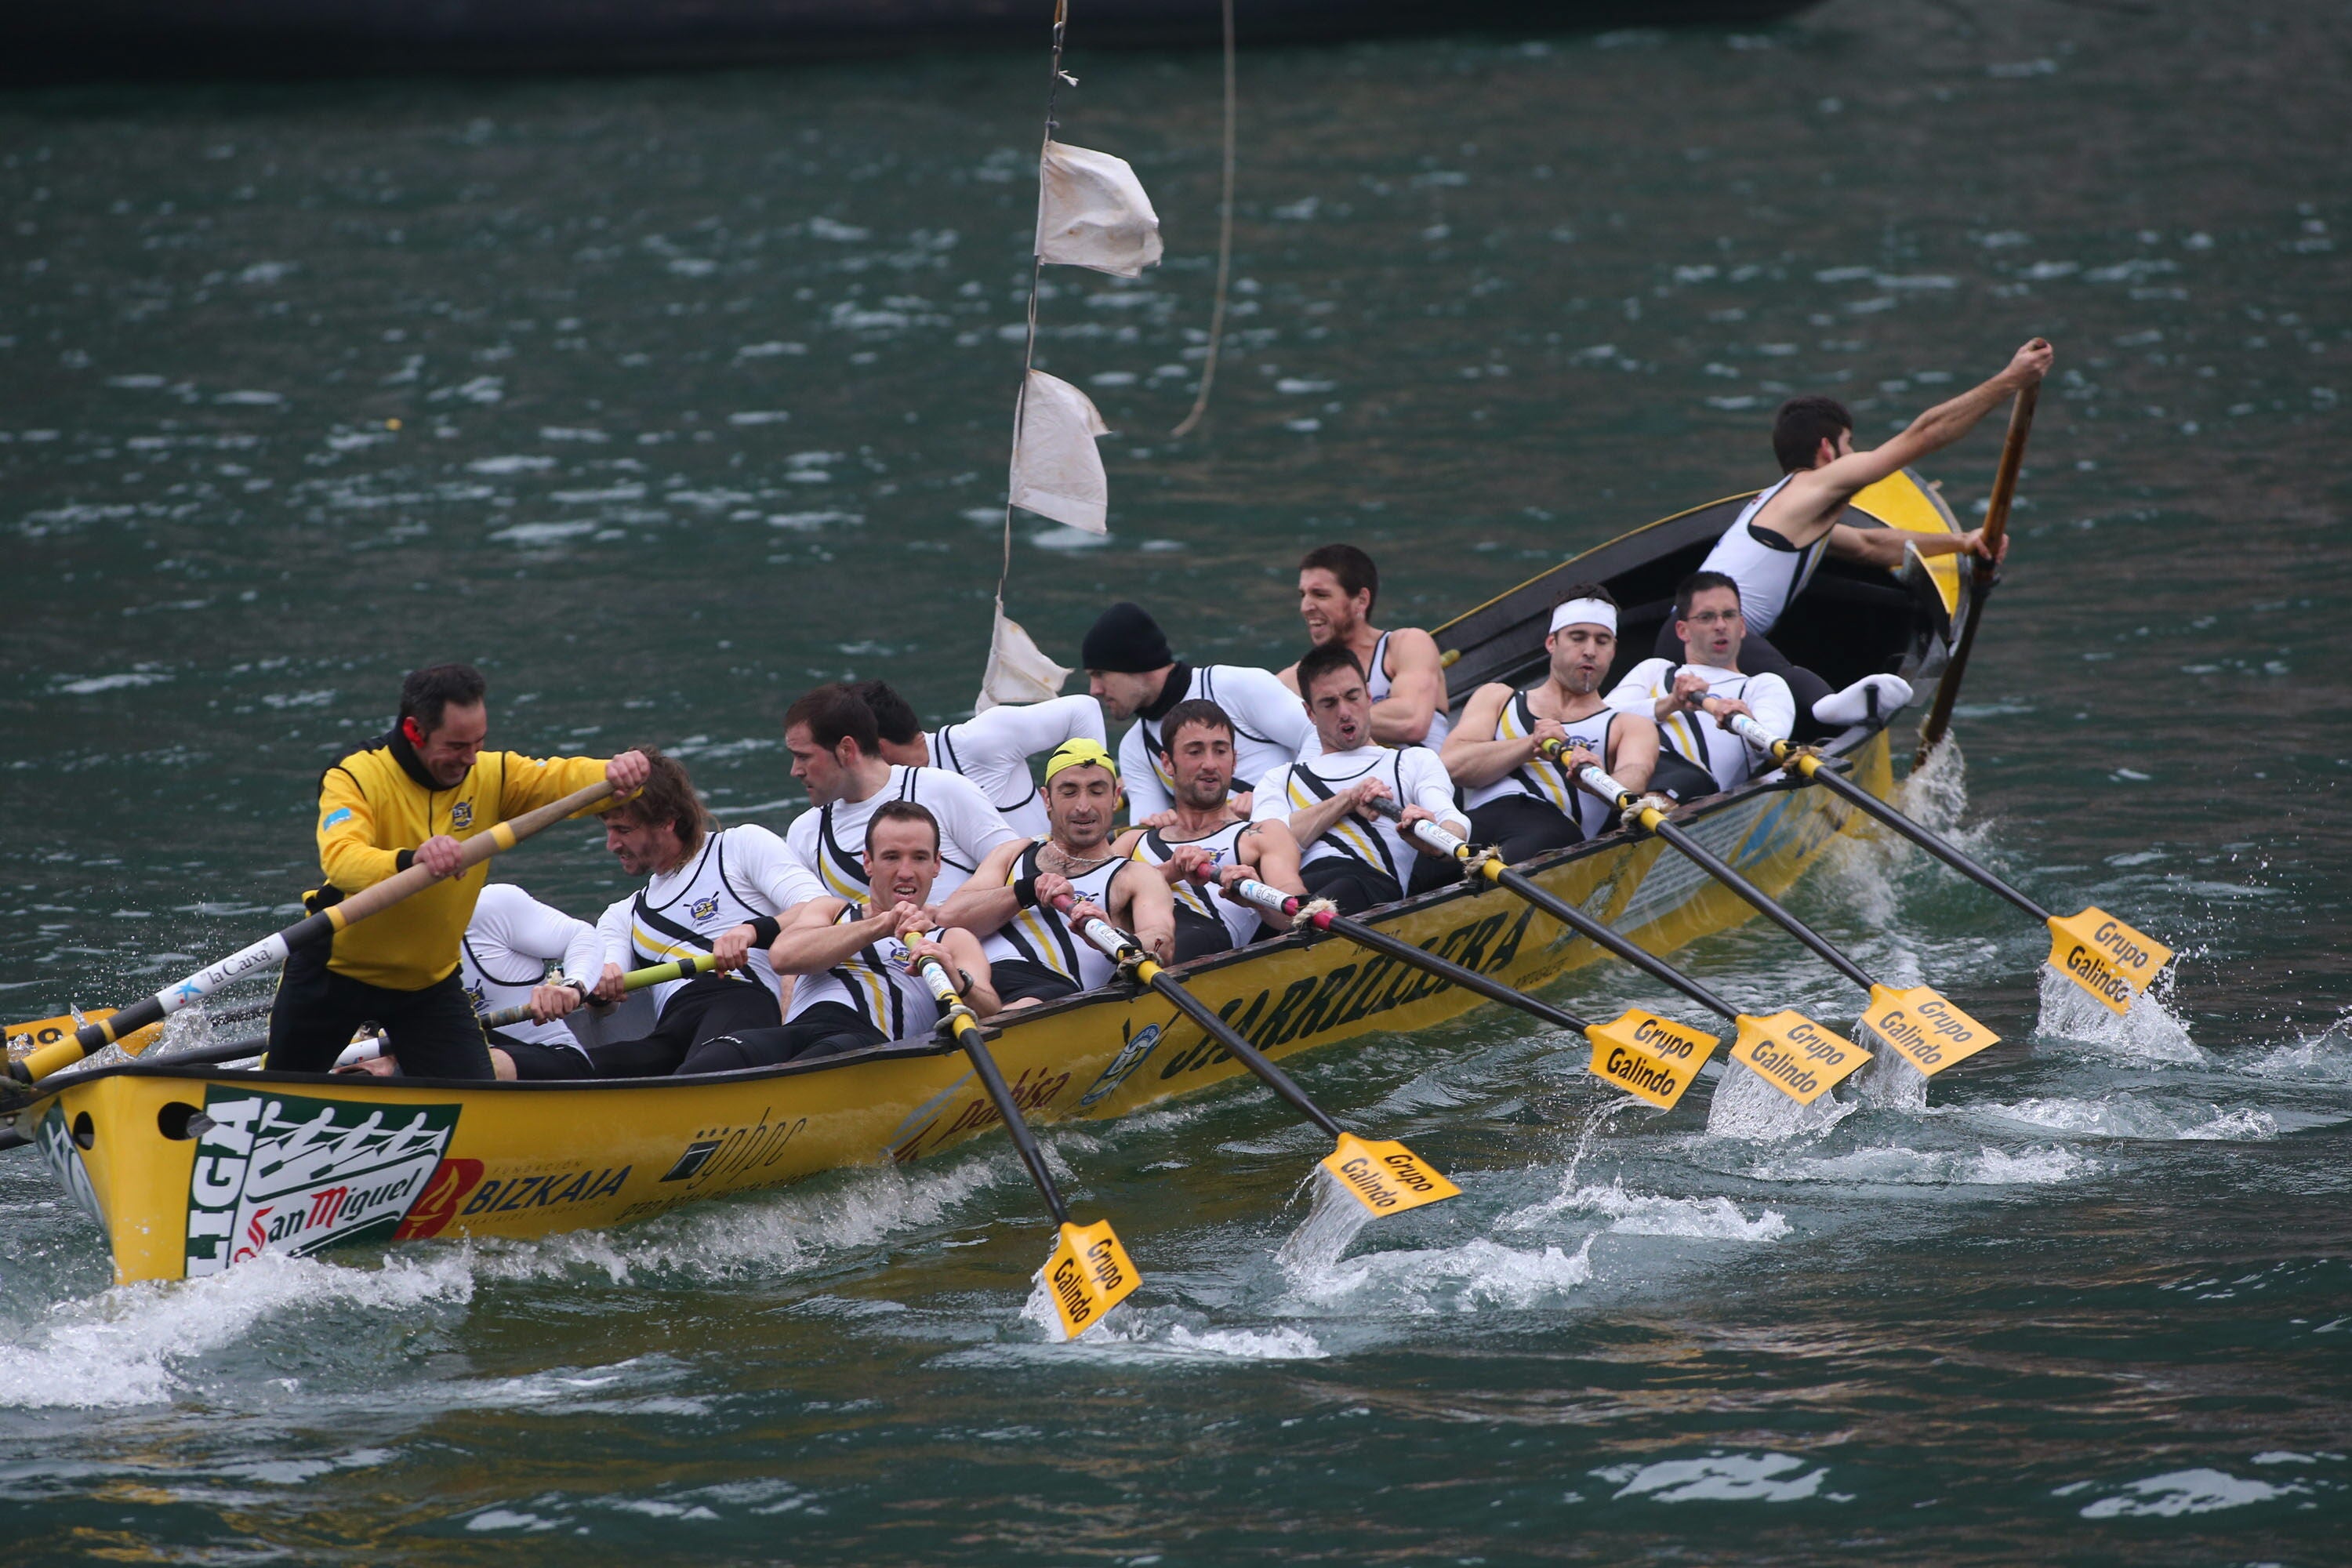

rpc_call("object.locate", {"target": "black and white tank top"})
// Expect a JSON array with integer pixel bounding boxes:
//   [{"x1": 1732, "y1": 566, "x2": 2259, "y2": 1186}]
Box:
[
  {"x1": 1461, "y1": 691, "x2": 1623, "y2": 840},
  {"x1": 1131, "y1": 820, "x2": 1258, "y2": 948},
  {"x1": 978, "y1": 842, "x2": 1124, "y2": 990},
  {"x1": 1697, "y1": 474, "x2": 1832, "y2": 637},
  {"x1": 786, "y1": 906, "x2": 942, "y2": 1040}
]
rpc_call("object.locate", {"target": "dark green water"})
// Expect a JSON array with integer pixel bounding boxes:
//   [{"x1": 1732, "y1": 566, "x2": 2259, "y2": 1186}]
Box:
[{"x1": 5, "y1": 0, "x2": 2350, "y2": 1560}]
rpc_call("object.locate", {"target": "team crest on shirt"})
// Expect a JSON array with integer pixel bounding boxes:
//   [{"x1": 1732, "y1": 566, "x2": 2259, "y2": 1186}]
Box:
[
  {"x1": 690, "y1": 895, "x2": 721, "y2": 922},
  {"x1": 463, "y1": 978, "x2": 486, "y2": 1011},
  {"x1": 449, "y1": 800, "x2": 474, "y2": 829}
]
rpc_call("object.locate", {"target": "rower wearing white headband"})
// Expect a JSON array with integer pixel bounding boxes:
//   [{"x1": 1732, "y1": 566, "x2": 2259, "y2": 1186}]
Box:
[{"x1": 1440, "y1": 583, "x2": 1660, "y2": 866}]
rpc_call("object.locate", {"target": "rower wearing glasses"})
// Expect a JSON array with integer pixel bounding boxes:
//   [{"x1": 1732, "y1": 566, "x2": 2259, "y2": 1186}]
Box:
[{"x1": 1605, "y1": 572, "x2": 1795, "y2": 797}]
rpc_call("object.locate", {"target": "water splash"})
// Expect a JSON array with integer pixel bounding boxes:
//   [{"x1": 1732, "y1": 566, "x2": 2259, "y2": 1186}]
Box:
[
  {"x1": 1746, "y1": 1143, "x2": 2093, "y2": 1186},
  {"x1": 2245, "y1": 1011, "x2": 2352, "y2": 1082},
  {"x1": 1852, "y1": 1047, "x2": 1930, "y2": 1112},
  {"x1": 1704, "y1": 1060, "x2": 1857, "y2": 1140},
  {"x1": 1969, "y1": 1094, "x2": 2278, "y2": 1143},
  {"x1": 1283, "y1": 1234, "x2": 1595, "y2": 1316},
  {"x1": 1900, "y1": 736, "x2": 1968, "y2": 833},
  {"x1": 1524, "y1": 1177, "x2": 1791, "y2": 1242},
  {"x1": 1275, "y1": 1167, "x2": 1379, "y2": 1276},
  {"x1": 2034, "y1": 964, "x2": 2203, "y2": 1064}
]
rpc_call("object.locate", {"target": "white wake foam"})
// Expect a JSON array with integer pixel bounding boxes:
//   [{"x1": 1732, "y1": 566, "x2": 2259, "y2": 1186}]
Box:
[
  {"x1": 1745, "y1": 1143, "x2": 2092, "y2": 1186},
  {"x1": 2245, "y1": 1012, "x2": 2352, "y2": 1082},
  {"x1": 1971, "y1": 1095, "x2": 2278, "y2": 1143},
  {"x1": 2063, "y1": 1467, "x2": 2308, "y2": 1518},
  {"x1": 1499, "y1": 1176, "x2": 1789, "y2": 1242},
  {"x1": 1284, "y1": 1234, "x2": 1595, "y2": 1316},
  {"x1": 0, "y1": 1249, "x2": 473, "y2": 1410},
  {"x1": 1595, "y1": 1450, "x2": 1839, "y2": 1504}
]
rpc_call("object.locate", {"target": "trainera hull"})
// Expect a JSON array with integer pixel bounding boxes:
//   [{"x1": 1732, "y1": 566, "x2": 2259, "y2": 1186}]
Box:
[{"x1": 37, "y1": 732, "x2": 1896, "y2": 1284}]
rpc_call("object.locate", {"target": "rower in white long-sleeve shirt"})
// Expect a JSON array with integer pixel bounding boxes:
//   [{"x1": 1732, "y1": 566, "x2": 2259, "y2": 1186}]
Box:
[
  {"x1": 1606, "y1": 571, "x2": 1798, "y2": 797},
  {"x1": 852, "y1": 679, "x2": 1105, "y2": 839},
  {"x1": 779, "y1": 682, "x2": 1022, "y2": 906},
  {"x1": 1080, "y1": 601, "x2": 1316, "y2": 821},
  {"x1": 461, "y1": 882, "x2": 607, "y2": 1080},
  {"x1": 1252, "y1": 642, "x2": 1470, "y2": 914}
]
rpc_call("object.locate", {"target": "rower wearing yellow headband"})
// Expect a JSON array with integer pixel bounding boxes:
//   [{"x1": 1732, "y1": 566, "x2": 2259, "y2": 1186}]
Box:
[{"x1": 938, "y1": 738, "x2": 1178, "y2": 1007}]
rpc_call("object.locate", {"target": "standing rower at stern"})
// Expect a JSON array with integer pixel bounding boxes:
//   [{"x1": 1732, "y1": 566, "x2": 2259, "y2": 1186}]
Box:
[{"x1": 267, "y1": 662, "x2": 648, "y2": 1080}]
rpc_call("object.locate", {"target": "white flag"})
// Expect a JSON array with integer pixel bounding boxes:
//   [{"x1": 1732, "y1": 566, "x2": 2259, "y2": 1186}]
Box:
[
  {"x1": 977, "y1": 601, "x2": 1073, "y2": 713},
  {"x1": 1008, "y1": 369, "x2": 1112, "y2": 533},
  {"x1": 1036, "y1": 141, "x2": 1164, "y2": 278}
]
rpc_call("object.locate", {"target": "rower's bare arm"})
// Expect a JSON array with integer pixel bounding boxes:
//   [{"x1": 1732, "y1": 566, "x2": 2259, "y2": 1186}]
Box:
[
  {"x1": 1285, "y1": 782, "x2": 1370, "y2": 849},
  {"x1": 1245, "y1": 819, "x2": 1308, "y2": 898},
  {"x1": 764, "y1": 897, "x2": 865, "y2": 975},
  {"x1": 945, "y1": 928, "x2": 1001, "y2": 1020},
  {"x1": 1115, "y1": 862, "x2": 1178, "y2": 967},
  {"x1": 1439, "y1": 684, "x2": 1534, "y2": 788},
  {"x1": 1606, "y1": 714, "x2": 1660, "y2": 793},
  {"x1": 1828, "y1": 520, "x2": 2009, "y2": 569},
  {"x1": 1369, "y1": 628, "x2": 1449, "y2": 746},
  {"x1": 935, "y1": 839, "x2": 1032, "y2": 934},
  {"x1": 1809, "y1": 337, "x2": 2053, "y2": 500}
]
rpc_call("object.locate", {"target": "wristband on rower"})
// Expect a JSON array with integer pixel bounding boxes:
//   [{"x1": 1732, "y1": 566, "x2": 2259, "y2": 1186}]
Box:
[
  {"x1": 746, "y1": 915, "x2": 781, "y2": 947},
  {"x1": 1013, "y1": 876, "x2": 1040, "y2": 909}
]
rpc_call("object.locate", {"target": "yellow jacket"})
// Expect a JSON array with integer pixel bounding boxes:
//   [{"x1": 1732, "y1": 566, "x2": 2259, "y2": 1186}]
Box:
[{"x1": 310, "y1": 731, "x2": 610, "y2": 989}]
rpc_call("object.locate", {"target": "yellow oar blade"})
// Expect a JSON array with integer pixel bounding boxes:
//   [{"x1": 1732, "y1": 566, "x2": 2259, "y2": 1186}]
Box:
[
  {"x1": 1730, "y1": 1011, "x2": 1871, "y2": 1105},
  {"x1": 1319, "y1": 1133, "x2": 1460, "y2": 1216},
  {"x1": 2045, "y1": 909, "x2": 2173, "y2": 1014},
  {"x1": 1857, "y1": 985, "x2": 2000, "y2": 1078},
  {"x1": 7, "y1": 1007, "x2": 162, "y2": 1066},
  {"x1": 1042, "y1": 1218, "x2": 1140, "y2": 1340},
  {"x1": 1584, "y1": 1008, "x2": 1720, "y2": 1109}
]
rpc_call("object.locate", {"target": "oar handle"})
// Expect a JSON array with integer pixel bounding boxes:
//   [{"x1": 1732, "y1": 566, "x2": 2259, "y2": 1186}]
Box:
[
  {"x1": 1225, "y1": 877, "x2": 1308, "y2": 923},
  {"x1": 1363, "y1": 794, "x2": 1474, "y2": 861},
  {"x1": 477, "y1": 952, "x2": 713, "y2": 1030},
  {"x1": 13, "y1": 775, "x2": 618, "y2": 1089},
  {"x1": 1974, "y1": 378, "x2": 2038, "y2": 586},
  {"x1": 1726, "y1": 711, "x2": 1794, "y2": 764}
]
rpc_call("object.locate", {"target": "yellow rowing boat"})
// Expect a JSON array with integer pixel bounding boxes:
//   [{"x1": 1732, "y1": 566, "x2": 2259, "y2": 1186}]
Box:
[{"x1": 9, "y1": 470, "x2": 1967, "y2": 1285}]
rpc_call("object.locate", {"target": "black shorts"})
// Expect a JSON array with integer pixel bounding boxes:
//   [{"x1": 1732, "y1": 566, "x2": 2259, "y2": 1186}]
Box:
[
  {"x1": 1171, "y1": 904, "x2": 1236, "y2": 964},
  {"x1": 490, "y1": 1030, "x2": 596, "y2": 1081},
  {"x1": 988, "y1": 957, "x2": 1082, "y2": 1006},
  {"x1": 584, "y1": 973, "x2": 782, "y2": 1079},
  {"x1": 681, "y1": 1002, "x2": 887, "y2": 1074},
  {"x1": 266, "y1": 941, "x2": 493, "y2": 1080},
  {"x1": 1468, "y1": 794, "x2": 1584, "y2": 867},
  {"x1": 1300, "y1": 857, "x2": 1404, "y2": 915}
]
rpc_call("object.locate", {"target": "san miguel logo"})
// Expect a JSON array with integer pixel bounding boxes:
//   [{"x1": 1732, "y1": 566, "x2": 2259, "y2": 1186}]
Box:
[{"x1": 184, "y1": 1088, "x2": 460, "y2": 1276}]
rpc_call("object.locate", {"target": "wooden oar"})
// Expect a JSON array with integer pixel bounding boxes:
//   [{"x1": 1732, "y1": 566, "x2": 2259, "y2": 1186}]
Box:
[
  {"x1": 1054, "y1": 894, "x2": 1458, "y2": 1218},
  {"x1": 1221, "y1": 876, "x2": 1719, "y2": 1109},
  {"x1": 1915, "y1": 381, "x2": 2038, "y2": 766},
  {"x1": 1567, "y1": 761, "x2": 2000, "y2": 1091},
  {"x1": 476, "y1": 954, "x2": 717, "y2": 1031},
  {"x1": 2, "y1": 778, "x2": 618, "y2": 1102},
  {"x1": 1364, "y1": 796, "x2": 1744, "y2": 1024},
  {"x1": 908, "y1": 953, "x2": 1138, "y2": 1339},
  {"x1": 1729, "y1": 712, "x2": 2172, "y2": 1015}
]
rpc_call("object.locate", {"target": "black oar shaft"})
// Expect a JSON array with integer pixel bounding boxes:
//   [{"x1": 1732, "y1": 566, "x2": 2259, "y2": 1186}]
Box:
[
  {"x1": 1646, "y1": 815, "x2": 1876, "y2": 993},
  {"x1": 911, "y1": 958, "x2": 1073, "y2": 1227},
  {"x1": 1367, "y1": 795, "x2": 1742, "y2": 1022},
  {"x1": 1798, "y1": 757, "x2": 2050, "y2": 922},
  {"x1": 1233, "y1": 880, "x2": 1589, "y2": 1032},
  {"x1": 1143, "y1": 968, "x2": 1344, "y2": 1140}
]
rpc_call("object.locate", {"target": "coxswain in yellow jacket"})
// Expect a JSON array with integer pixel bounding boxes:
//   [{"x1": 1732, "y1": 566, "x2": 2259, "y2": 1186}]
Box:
[{"x1": 264, "y1": 662, "x2": 650, "y2": 1080}]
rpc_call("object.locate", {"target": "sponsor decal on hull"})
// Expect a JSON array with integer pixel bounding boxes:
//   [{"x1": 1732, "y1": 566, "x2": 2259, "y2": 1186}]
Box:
[
  {"x1": 38, "y1": 1105, "x2": 106, "y2": 1228},
  {"x1": 183, "y1": 1087, "x2": 460, "y2": 1276},
  {"x1": 1075, "y1": 1021, "x2": 1162, "y2": 1109}
]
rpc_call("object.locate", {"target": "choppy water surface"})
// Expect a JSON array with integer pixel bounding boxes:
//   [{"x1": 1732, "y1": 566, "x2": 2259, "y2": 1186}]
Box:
[{"x1": 4, "y1": 0, "x2": 2350, "y2": 1560}]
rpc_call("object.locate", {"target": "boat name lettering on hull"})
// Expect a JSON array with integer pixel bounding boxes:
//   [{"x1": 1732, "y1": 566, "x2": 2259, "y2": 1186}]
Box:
[{"x1": 459, "y1": 1166, "x2": 630, "y2": 1217}]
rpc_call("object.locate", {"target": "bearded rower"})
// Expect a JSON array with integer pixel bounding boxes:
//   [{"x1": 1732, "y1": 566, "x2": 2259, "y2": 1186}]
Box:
[
  {"x1": 686, "y1": 801, "x2": 1000, "y2": 1073},
  {"x1": 1442, "y1": 586, "x2": 1661, "y2": 865},
  {"x1": 940, "y1": 740, "x2": 1177, "y2": 1008},
  {"x1": 1082, "y1": 601, "x2": 1314, "y2": 821},
  {"x1": 1277, "y1": 543, "x2": 1451, "y2": 749},
  {"x1": 851, "y1": 678, "x2": 1105, "y2": 839},
  {"x1": 1255, "y1": 643, "x2": 1470, "y2": 913},
  {"x1": 582, "y1": 750, "x2": 824, "y2": 1079},
  {"x1": 1111, "y1": 698, "x2": 1307, "y2": 961},
  {"x1": 1678, "y1": 337, "x2": 2050, "y2": 734},
  {"x1": 267, "y1": 662, "x2": 648, "y2": 1081},
  {"x1": 782, "y1": 683, "x2": 1022, "y2": 906}
]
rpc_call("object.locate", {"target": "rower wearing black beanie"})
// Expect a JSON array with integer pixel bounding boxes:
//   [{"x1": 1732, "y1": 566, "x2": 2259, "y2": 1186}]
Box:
[{"x1": 1082, "y1": 602, "x2": 1316, "y2": 819}]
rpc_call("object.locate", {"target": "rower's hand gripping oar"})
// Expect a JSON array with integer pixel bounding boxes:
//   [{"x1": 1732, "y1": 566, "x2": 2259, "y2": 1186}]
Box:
[
  {"x1": 1221, "y1": 876, "x2": 1719, "y2": 1111},
  {"x1": 906, "y1": 951, "x2": 1138, "y2": 1340},
  {"x1": 1052, "y1": 893, "x2": 1459, "y2": 1218},
  {"x1": 1566, "y1": 757, "x2": 2000, "y2": 1091},
  {"x1": 4, "y1": 777, "x2": 620, "y2": 1102},
  {"x1": 475, "y1": 954, "x2": 718, "y2": 1031},
  {"x1": 1725, "y1": 710, "x2": 2172, "y2": 1015}
]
